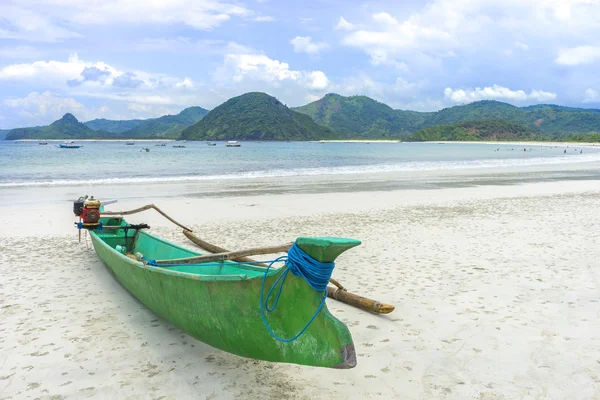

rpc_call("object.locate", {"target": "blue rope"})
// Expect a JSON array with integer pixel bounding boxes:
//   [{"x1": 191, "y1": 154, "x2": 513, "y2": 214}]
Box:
[
  {"x1": 260, "y1": 243, "x2": 335, "y2": 343},
  {"x1": 97, "y1": 221, "x2": 105, "y2": 241}
]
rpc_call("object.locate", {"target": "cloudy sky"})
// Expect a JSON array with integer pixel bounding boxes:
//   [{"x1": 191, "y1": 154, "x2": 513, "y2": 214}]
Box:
[{"x1": 1, "y1": 0, "x2": 600, "y2": 128}]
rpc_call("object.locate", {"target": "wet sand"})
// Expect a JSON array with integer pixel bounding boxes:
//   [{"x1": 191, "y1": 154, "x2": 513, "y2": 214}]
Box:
[{"x1": 1, "y1": 181, "x2": 599, "y2": 399}]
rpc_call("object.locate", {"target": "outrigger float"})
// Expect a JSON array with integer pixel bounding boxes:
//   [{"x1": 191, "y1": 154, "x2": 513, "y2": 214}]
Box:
[{"x1": 73, "y1": 197, "x2": 394, "y2": 368}]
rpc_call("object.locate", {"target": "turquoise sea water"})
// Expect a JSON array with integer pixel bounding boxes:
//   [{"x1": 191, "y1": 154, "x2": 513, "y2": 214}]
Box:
[{"x1": 0, "y1": 141, "x2": 599, "y2": 188}]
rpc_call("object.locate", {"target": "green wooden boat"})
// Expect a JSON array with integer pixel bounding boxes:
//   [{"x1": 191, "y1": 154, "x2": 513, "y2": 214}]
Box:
[{"x1": 88, "y1": 216, "x2": 360, "y2": 368}]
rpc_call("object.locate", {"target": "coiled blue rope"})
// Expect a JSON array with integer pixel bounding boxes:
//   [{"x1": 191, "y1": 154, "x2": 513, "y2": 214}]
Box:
[{"x1": 260, "y1": 242, "x2": 335, "y2": 343}]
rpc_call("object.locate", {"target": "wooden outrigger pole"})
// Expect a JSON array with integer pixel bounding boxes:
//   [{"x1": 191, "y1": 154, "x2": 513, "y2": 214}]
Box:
[
  {"x1": 100, "y1": 204, "x2": 395, "y2": 314},
  {"x1": 102, "y1": 204, "x2": 192, "y2": 232},
  {"x1": 183, "y1": 230, "x2": 395, "y2": 314}
]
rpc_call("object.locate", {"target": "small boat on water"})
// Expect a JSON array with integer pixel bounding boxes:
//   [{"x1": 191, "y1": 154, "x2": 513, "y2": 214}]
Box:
[
  {"x1": 39, "y1": 142, "x2": 48, "y2": 145},
  {"x1": 226, "y1": 140, "x2": 241, "y2": 147},
  {"x1": 126, "y1": 142, "x2": 135, "y2": 145},
  {"x1": 58, "y1": 143, "x2": 81, "y2": 149},
  {"x1": 69, "y1": 198, "x2": 389, "y2": 368},
  {"x1": 207, "y1": 142, "x2": 217, "y2": 146},
  {"x1": 173, "y1": 145, "x2": 186, "y2": 148},
  {"x1": 155, "y1": 143, "x2": 166, "y2": 147}
]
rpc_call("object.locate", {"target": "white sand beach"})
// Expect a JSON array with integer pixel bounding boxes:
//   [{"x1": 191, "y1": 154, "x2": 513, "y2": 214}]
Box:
[{"x1": 1, "y1": 180, "x2": 599, "y2": 399}]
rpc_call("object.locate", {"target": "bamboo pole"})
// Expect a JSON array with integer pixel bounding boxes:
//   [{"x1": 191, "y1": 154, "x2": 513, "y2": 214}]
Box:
[
  {"x1": 100, "y1": 224, "x2": 150, "y2": 230},
  {"x1": 327, "y1": 285, "x2": 395, "y2": 314},
  {"x1": 182, "y1": 229, "x2": 266, "y2": 265},
  {"x1": 182, "y1": 230, "x2": 395, "y2": 314},
  {"x1": 102, "y1": 204, "x2": 192, "y2": 232},
  {"x1": 155, "y1": 243, "x2": 293, "y2": 266}
]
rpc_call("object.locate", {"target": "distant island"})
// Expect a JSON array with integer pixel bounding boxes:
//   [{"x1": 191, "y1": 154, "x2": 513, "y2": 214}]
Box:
[{"x1": 3, "y1": 92, "x2": 600, "y2": 142}]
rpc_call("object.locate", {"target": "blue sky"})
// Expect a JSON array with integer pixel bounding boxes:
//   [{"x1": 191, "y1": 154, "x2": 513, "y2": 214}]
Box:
[{"x1": 1, "y1": 0, "x2": 600, "y2": 128}]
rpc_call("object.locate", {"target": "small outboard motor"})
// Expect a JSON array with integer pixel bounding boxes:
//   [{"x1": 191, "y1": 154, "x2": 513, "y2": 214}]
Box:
[
  {"x1": 73, "y1": 195, "x2": 87, "y2": 216},
  {"x1": 74, "y1": 195, "x2": 101, "y2": 228}
]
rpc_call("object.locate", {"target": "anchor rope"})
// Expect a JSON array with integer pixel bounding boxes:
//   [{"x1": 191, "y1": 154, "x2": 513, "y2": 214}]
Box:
[{"x1": 260, "y1": 243, "x2": 335, "y2": 343}]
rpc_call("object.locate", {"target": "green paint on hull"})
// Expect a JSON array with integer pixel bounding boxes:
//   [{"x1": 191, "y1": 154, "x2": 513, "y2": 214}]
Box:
[{"x1": 89, "y1": 218, "x2": 357, "y2": 368}]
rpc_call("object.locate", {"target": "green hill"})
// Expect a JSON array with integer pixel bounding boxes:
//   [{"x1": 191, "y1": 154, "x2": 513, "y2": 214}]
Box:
[
  {"x1": 0, "y1": 129, "x2": 10, "y2": 140},
  {"x1": 84, "y1": 106, "x2": 208, "y2": 138},
  {"x1": 421, "y1": 100, "x2": 600, "y2": 134},
  {"x1": 5, "y1": 114, "x2": 99, "y2": 140},
  {"x1": 292, "y1": 93, "x2": 428, "y2": 138},
  {"x1": 408, "y1": 120, "x2": 543, "y2": 141},
  {"x1": 84, "y1": 118, "x2": 145, "y2": 133},
  {"x1": 6, "y1": 94, "x2": 600, "y2": 141},
  {"x1": 122, "y1": 106, "x2": 209, "y2": 138},
  {"x1": 181, "y1": 92, "x2": 337, "y2": 141},
  {"x1": 294, "y1": 95, "x2": 600, "y2": 138},
  {"x1": 4, "y1": 106, "x2": 209, "y2": 140}
]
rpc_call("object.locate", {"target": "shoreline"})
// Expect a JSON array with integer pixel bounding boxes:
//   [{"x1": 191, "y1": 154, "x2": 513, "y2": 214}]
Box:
[
  {"x1": 431, "y1": 140, "x2": 600, "y2": 148},
  {"x1": 319, "y1": 140, "x2": 402, "y2": 143},
  {"x1": 6, "y1": 139, "x2": 600, "y2": 146},
  {"x1": 11, "y1": 139, "x2": 176, "y2": 142}
]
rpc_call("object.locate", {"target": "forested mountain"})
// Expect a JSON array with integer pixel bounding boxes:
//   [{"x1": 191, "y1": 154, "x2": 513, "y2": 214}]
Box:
[
  {"x1": 181, "y1": 92, "x2": 338, "y2": 141},
  {"x1": 294, "y1": 95, "x2": 600, "y2": 139},
  {"x1": 4, "y1": 93, "x2": 600, "y2": 141},
  {"x1": 5, "y1": 114, "x2": 99, "y2": 140},
  {"x1": 123, "y1": 106, "x2": 208, "y2": 138},
  {"x1": 292, "y1": 93, "x2": 428, "y2": 138},
  {"x1": 84, "y1": 118, "x2": 145, "y2": 133},
  {"x1": 5, "y1": 107, "x2": 209, "y2": 140},
  {"x1": 408, "y1": 120, "x2": 542, "y2": 141}
]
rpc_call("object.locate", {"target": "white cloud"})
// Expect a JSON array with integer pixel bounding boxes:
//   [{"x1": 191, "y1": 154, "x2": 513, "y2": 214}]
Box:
[
  {"x1": 0, "y1": 5, "x2": 81, "y2": 42},
  {"x1": 290, "y1": 36, "x2": 329, "y2": 55},
  {"x1": 444, "y1": 85, "x2": 557, "y2": 103},
  {"x1": 0, "y1": 54, "x2": 114, "y2": 83},
  {"x1": 341, "y1": 11, "x2": 457, "y2": 62},
  {"x1": 0, "y1": 54, "x2": 206, "y2": 107},
  {"x1": 215, "y1": 52, "x2": 329, "y2": 90},
  {"x1": 326, "y1": 74, "x2": 428, "y2": 109},
  {"x1": 335, "y1": 17, "x2": 355, "y2": 31},
  {"x1": 0, "y1": 0, "x2": 260, "y2": 42},
  {"x1": 175, "y1": 78, "x2": 195, "y2": 90},
  {"x1": 2, "y1": 91, "x2": 86, "y2": 123},
  {"x1": 251, "y1": 16, "x2": 275, "y2": 22},
  {"x1": 556, "y1": 46, "x2": 600, "y2": 66},
  {"x1": 340, "y1": 0, "x2": 600, "y2": 71},
  {"x1": 305, "y1": 71, "x2": 329, "y2": 90},
  {"x1": 583, "y1": 88, "x2": 599, "y2": 103},
  {"x1": 1, "y1": 90, "x2": 188, "y2": 126},
  {"x1": 218, "y1": 54, "x2": 302, "y2": 83},
  {"x1": 515, "y1": 41, "x2": 529, "y2": 50},
  {"x1": 64, "y1": 0, "x2": 250, "y2": 28}
]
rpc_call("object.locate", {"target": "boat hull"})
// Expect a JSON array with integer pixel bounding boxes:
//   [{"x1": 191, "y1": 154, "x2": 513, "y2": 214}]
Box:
[{"x1": 89, "y1": 223, "x2": 355, "y2": 368}]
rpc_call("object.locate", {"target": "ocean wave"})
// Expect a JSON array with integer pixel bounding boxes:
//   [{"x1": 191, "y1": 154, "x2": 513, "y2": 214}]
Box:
[{"x1": 1, "y1": 153, "x2": 600, "y2": 188}]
